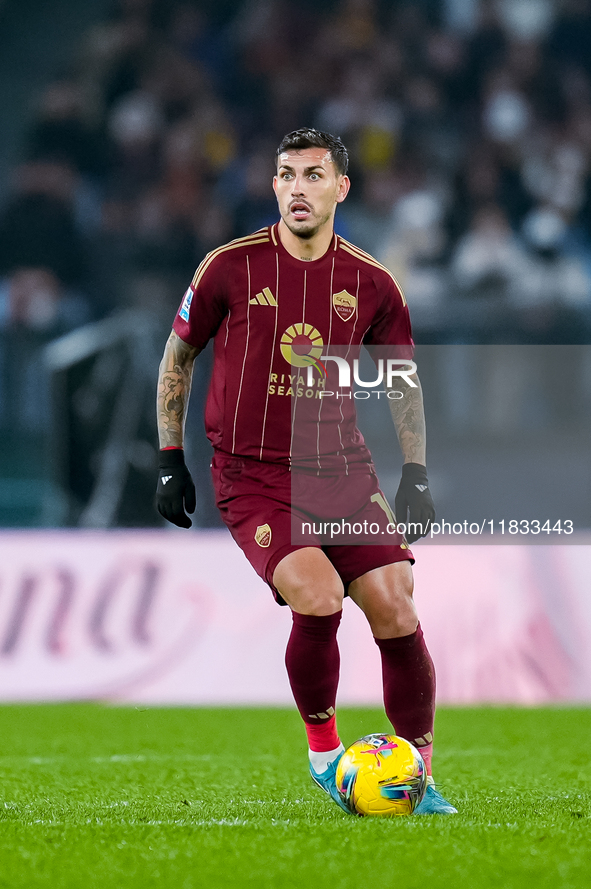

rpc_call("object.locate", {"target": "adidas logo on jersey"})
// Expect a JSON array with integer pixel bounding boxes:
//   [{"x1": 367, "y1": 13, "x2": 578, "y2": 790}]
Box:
[
  {"x1": 161, "y1": 475, "x2": 173, "y2": 485},
  {"x1": 250, "y1": 287, "x2": 277, "y2": 306},
  {"x1": 415, "y1": 484, "x2": 428, "y2": 492}
]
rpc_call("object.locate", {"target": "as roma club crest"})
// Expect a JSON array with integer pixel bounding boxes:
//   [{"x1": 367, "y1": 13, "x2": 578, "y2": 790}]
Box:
[
  {"x1": 255, "y1": 524, "x2": 272, "y2": 548},
  {"x1": 332, "y1": 290, "x2": 357, "y2": 322}
]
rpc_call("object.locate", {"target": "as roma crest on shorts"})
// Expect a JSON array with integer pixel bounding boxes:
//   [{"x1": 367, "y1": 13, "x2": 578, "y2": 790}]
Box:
[
  {"x1": 255, "y1": 524, "x2": 272, "y2": 548},
  {"x1": 332, "y1": 290, "x2": 357, "y2": 322}
]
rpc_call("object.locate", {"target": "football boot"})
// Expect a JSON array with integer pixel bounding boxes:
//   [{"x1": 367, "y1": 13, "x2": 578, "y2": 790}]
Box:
[
  {"x1": 310, "y1": 751, "x2": 352, "y2": 815},
  {"x1": 414, "y1": 777, "x2": 457, "y2": 815}
]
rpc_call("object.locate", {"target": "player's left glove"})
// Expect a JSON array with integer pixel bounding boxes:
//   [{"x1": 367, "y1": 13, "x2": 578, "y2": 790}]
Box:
[{"x1": 394, "y1": 463, "x2": 435, "y2": 544}]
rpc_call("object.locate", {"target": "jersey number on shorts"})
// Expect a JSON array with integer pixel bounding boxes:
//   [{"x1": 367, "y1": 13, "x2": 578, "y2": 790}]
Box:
[{"x1": 371, "y1": 492, "x2": 396, "y2": 526}]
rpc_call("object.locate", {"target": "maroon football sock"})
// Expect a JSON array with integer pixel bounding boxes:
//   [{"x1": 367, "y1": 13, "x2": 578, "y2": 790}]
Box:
[
  {"x1": 374, "y1": 623, "x2": 436, "y2": 768},
  {"x1": 285, "y1": 610, "x2": 342, "y2": 750}
]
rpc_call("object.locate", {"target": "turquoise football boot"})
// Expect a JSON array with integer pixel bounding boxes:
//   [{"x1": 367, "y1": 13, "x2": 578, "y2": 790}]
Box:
[
  {"x1": 310, "y1": 751, "x2": 352, "y2": 815},
  {"x1": 414, "y1": 777, "x2": 457, "y2": 815}
]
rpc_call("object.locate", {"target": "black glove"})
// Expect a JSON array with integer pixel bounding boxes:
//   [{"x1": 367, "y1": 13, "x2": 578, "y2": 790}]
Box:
[
  {"x1": 394, "y1": 463, "x2": 435, "y2": 544},
  {"x1": 156, "y1": 449, "x2": 196, "y2": 528}
]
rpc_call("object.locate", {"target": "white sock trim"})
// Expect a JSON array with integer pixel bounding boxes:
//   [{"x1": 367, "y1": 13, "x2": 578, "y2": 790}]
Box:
[{"x1": 308, "y1": 743, "x2": 344, "y2": 774}]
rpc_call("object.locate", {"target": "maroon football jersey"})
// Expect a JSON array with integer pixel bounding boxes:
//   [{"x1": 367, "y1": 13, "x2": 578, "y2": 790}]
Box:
[{"x1": 173, "y1": 223, "x2": 413, "y2": 470}]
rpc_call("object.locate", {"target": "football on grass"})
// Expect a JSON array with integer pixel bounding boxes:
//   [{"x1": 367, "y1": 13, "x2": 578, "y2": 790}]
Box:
[{"x1": 335, "y1": 733, "x2": 427, "y2": 816}]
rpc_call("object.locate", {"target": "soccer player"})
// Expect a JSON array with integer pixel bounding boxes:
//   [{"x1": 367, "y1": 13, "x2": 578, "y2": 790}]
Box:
[{"x1": 156, "y1": 128, "x2": 456, "y2": 815}]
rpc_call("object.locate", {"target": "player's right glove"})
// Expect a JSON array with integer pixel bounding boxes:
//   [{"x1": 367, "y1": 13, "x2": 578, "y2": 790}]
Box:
[{"x1": 156, "y1": 449, "x2": 196, "y2": 528}]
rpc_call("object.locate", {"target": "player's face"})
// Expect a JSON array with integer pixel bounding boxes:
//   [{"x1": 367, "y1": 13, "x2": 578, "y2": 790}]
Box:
[{"x1": 273, "y1": 148, "x2": 350, "y2": 239}]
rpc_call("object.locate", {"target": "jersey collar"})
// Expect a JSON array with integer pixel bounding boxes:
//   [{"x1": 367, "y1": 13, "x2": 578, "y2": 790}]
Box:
[{"x1": 272, "y1": 222, "x2": 338, "y2": 267}]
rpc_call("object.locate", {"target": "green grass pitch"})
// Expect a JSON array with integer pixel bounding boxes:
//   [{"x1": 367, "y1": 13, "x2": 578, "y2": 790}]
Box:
[{"x1": 0, "y1": 705, "x2": 589, "y2": 888}]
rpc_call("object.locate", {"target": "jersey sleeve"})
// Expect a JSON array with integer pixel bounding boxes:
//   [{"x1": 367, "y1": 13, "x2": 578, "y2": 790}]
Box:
[
  {"x1": 363, "y1": 272, "x2": 414, "y2": 359},
  {"x1": 172, "y1": 251, "x2": 229, "y2": 348}
]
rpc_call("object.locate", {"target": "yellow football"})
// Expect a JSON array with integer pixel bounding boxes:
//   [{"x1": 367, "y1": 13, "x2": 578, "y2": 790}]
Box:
[{"x1": 335, "y1": 733, "x2": 427, "y2": 816}]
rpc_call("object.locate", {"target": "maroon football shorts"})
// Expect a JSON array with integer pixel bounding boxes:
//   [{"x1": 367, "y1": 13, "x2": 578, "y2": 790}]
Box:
[{"x1": 211, "y1": 451, "x2": 413, "y2": 605}]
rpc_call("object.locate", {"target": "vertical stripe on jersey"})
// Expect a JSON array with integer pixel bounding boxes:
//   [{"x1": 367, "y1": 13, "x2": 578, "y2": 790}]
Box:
[
  {"x1": 301, "y1": 268, "x2": 307, "y2": 321},
  {"x1": 315, "y1": 255, "x2": 336, "y2": 472},
  {"x1": 232, "y1": 254, "x2": 252, "y2": 454},
  {"x1": 289, "y1": 268, "x2": 307, "y2": 466},
  {"x1": 334, "y1": 268, "x2": 361, "y2": 476},
  {"x1": 258, "y1": 251, "x2": 280, "y2": 460},
  {"x1": 223, "y1": 312, "x2": 231, "y2": 349}
]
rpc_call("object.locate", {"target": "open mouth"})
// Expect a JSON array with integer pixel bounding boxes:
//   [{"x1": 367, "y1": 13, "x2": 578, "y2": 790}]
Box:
[{"x1": 290, "y1": 202, "x2": 312, "y2": 220}]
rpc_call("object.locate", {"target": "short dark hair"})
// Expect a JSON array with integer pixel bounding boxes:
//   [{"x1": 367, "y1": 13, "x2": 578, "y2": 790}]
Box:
[{"x1": 276, "y1": 128, "x2": 349, "y2": 176}]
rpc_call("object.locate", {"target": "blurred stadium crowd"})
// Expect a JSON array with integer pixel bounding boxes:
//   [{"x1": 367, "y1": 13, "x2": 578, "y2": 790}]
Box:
[
  {"x1": 2, "y1": 0, "x2": 591, "y2": 344},
  {"x1": 1, "y1": 0, "x2": 591, "y2": 528}
]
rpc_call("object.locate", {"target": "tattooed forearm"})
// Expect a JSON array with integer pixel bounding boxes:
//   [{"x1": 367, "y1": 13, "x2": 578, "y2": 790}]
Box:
[
  {"x1": 388, "y1": 373, "x2": 427, "y2": 464},
  {"x1": 156, "y1": 331, "x2": 201, "y2": 448}
]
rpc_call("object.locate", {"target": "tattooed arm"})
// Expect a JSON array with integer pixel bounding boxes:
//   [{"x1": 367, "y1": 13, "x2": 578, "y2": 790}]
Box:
[
  {"x1": 155, "y1": 331, "x2": 200, "y2": 527},
  {"x1": 388, "y1": 372, "x2": 427, "y2": 465},
  {"x1": 156, "y1": 330, "x2": 201, "y2": 449},
  {"x1": 389, "y1": 371, "x2": 434, "y2": 542}
]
